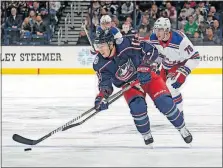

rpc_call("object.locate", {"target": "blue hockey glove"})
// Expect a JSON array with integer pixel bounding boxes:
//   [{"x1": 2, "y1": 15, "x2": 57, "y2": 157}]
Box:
[
  {"x1": 137, "y1": 65, "x2": 152, "y2": 85},
  {"x1": 171, "y1": 66, "x2": 191, "y2": 89},
  {"x1": 94, "y1": 96, "x2": 109, "y2": 112}
]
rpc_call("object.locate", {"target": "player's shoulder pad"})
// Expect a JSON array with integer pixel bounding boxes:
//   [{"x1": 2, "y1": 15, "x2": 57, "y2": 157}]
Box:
[
  {"x1": 115, "y1": 37, "x2": 130, "y2": 51},
  {"x1": 116, "y1": 36, "x2": 141, "y2": 52},
  {"x1": 93, "y1": 53, "x2": 110, "y2": 72},
  {"x1": 170, "y1": 30, "x2": 184, "y2": 45},
  {"x1": 140, "y1": 40, "x2": 156, "y2": 50}
]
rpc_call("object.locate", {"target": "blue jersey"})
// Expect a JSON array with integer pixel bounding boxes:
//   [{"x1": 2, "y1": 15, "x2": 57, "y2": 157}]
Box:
[{"x1": 93, "y1": 37, "x2": 158, "y2": 92}]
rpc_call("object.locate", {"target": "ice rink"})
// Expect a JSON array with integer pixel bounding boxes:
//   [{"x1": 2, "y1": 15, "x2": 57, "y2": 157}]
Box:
[{"x1": 2, "y1": 74, "x2": 222, "y2": 167}]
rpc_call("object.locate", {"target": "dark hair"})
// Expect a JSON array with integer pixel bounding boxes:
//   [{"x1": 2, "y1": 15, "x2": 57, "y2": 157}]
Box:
[{"x1": 206, "y1": 26, "x2": 214, "y2": 31}]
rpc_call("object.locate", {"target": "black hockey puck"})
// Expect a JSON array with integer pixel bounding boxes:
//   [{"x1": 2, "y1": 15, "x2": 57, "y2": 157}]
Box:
[{"x1": 24, "y1": 148, "x2": 32, "y2": 151}]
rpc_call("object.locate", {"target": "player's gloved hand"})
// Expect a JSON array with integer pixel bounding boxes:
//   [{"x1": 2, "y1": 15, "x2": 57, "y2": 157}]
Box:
[
  {"x1": 137, "y1": 65, "x2": 152, "y2": 85},
  {"x1": 171, "y1": 66, "x2": 191, "y2": 89},
  {"x1": 94, "y1": 96, "x2": 109, "y2": 112}
]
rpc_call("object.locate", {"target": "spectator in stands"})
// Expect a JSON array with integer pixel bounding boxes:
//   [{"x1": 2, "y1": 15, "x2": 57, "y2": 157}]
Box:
[
  {"x1": 121, "y1": 2, "x2": 134, "y2": 16},
  {"x1": 49, "y1": 1, "x2": 60, "y2": 24},
  {"x1": 1, "y1": 8, "x2": 5, "y2": 27},
  {"x1": 100, "y1": 6, "x2": 109, "y2": 16},
  {"x1": 21, "y1": 17, "x2": 32, "y2": 33},
  {"x1": 77, "y1": 15, "x2": 90, "y2": 45},
  {"x1": 178, "y1": 9, "x2": 188, "y2": 30},
  {"x1": 126, "y1": 16, "x2": 133, "y2": 27},
  {"x1": 5, "y1": 7, "x2": 22, "y2": 44},
  {"x1": 92, "y1": 11, "x2": 100, "y2": 30},
  {"x1": 209, "y1": 6, "x2": 220, "y2": 21},
  {"x1": 149, "y1": 4, "x2": 159, "y2": 20},
  {"x1": 197, "y1": 1, "x2": 208, "y2": 19},
  {"x1": 111, "y1": 15, "x2": 121, "y2": 29},
  {"x1": 49, "y1": 1, "x2": 61, "y2": 12},
  {"x1": 213, "y1": 20, "x2": 221, "y2": 38},
  {"x1": 17, "y1": 2, "x2": 29, "y2": 19},
  {"x1": 206, "y1": 14, "x2": 214, "y2": 27},
  {"x1": 90, "y1": 1, "x2": 100, "y2": 30},
  {"x1": 190, "y1": 31, "x2": 203, "y2": 45},
  {"x1": 26, "y1": 10, "x2": 36, "y2": 32},
  {"x1": 20, "y1": 17, "x2": 32, "y2": 42},
  {"x1": 203, "y1": 27, "x2": 221, "y2": 44},
  {"x1": 90, "y1": 0, "x2": 101, "y2": 15},
  {"x1": 6, "y1": 7, "x2": 22, "y2": 29},
  {"x1": 159, "y1": 8, "x2": 168, "y2": 18},
  {"x1": 184, "y1": 15, "x2": 198, "y2": 38},
  {"x1": 185, "y1": 1, "x2": 197, "y2": 8},
  {"x1": 193, "y1": 8, "x2": 204, "y2": 25},
  {"x1": 121, "y1": 21, "x2": 133, "y2": 35},
  {"x1": 182, "y1": 1, "x2": 195, "y2": 18},
  {"x1": 198, "y1": 21, "x2": 207, "y2": 39},
  {"x1": 33, "y1": 15, "x2": 48, "y2": 37},
  {"x1": 165, "y1": 1, "x2": 177, "y2": 28},
  {"x1": 110, "y1": 2, "x2": 119, "y2": 16},
  {"x1": 101, "y1": 1, "x2": 112, "y2": 16},
  {"x1": 40, "y1": 8, "x2": 50, "y2": 25},
  {"x1": 30, "y1": 1, "x2": 40, "y2": 16},
  {"x1": 138, "y1": 15, "x2": 151, "y2": 38},
  {"x1": 1, "y1": 10, "x2": 5, "y2": 43}
]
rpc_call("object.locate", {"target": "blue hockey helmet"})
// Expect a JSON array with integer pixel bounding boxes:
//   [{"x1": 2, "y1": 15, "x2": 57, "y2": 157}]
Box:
[{"x1": 94, "y1": 30, "x2": 115, "y2": 49}]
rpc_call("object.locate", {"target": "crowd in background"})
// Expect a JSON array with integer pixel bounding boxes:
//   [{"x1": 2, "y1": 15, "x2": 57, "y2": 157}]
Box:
[
  {"x1": 1, "y1": 1, "x2": 223, "y2": 46},
  {"x1": 78, "y1": 0, "x2": 223, "y2": 45},
  {"x1": 1, "y1": 1, "x2": 66, "y2": 45}
]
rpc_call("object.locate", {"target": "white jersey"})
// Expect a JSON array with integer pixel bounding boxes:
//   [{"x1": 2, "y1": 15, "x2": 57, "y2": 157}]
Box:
[{"x1": 149, "y1": 30, "x2": 200, "y2": 70}]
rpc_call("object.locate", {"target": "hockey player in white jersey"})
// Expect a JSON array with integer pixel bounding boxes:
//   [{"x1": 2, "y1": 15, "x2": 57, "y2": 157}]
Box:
[{"x1": 150, "y1": 17, "x2": 200, "y2": 118}]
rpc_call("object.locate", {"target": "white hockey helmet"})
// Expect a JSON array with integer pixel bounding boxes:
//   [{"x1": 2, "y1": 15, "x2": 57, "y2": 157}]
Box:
[
  {"x1": 100, "y1": 15, "x2": 112, "y2": 24},
  {"x1": 153, "y1": 17, "x2": 171, "y2": 32}
]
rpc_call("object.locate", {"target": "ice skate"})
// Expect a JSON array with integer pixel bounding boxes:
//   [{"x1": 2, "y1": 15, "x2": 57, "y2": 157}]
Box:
[
  {"x1": 143, "y1": 132, "x2": 154, "y2": 148},
  {"x1": 179, "y1": 126, "x2": 193, "y2": 144}
]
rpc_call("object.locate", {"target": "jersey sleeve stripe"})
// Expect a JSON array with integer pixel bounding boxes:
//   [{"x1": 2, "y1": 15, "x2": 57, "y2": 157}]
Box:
[
  {"x1": 190, "y1": 52, "x2": 200, "y2": 59},
  {"x1": 168, "y1": 45, "x2": 180, "y2": 49},
  {"x1": 162, "y1": 61, "x2": 174, "y2": 69},
  {"x1": 176, "y1": 30, "x2": 185, "y2": 38}
]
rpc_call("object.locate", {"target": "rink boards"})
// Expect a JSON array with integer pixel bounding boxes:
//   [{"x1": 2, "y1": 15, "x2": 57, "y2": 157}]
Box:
[{"x1": 1, "y1": 46, "x2": 222, "y2": 74}]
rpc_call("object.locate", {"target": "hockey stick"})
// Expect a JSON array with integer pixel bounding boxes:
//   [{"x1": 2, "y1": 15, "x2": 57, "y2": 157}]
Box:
[
  {"x1": 12, "y1": 80, "x2": 139, "y2": 146},
  {"x1": 61, "y1": 88, "x2": 124, "y2": 131},
  {"x1": 81, "y1": 23, "x2": 96, "y2": 52}
]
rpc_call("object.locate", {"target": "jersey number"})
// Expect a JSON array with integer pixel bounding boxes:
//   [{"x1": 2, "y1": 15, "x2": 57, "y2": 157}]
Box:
[{"x1": 184, "y1": 45, "x2": 193, "y2": 55}]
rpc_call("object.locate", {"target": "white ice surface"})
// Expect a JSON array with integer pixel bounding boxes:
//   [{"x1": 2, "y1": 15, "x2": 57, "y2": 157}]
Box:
[{"x1": 2, "y1": 75, "x2": 222, "y2": 167}]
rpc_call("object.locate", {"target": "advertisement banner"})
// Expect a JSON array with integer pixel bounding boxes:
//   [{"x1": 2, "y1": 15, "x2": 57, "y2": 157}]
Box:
[
  {"x1": 1, "y1": 46, "x2": 94, "y2": 68},
  {"x1": 195, "y1": 46, "x2": 222, "y2": 68},
  {"x1": 1, "y1": 46, "x2": 222, "y2": 74}
]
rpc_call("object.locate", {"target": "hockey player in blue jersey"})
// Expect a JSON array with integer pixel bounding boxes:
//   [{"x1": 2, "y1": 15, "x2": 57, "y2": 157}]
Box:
[
  {"x1": 96, "y1": 15, "x2": 122, "y2": 40},
  {"x1": 92, "y1": 30, "x2": 193, "y2": 145}
]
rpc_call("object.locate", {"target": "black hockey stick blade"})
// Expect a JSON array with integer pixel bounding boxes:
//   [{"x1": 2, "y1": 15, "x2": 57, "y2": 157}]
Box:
[{"x1": 12, "y1": 134, "x2": 37, "y2": 145}]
